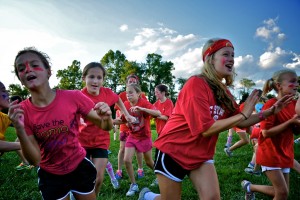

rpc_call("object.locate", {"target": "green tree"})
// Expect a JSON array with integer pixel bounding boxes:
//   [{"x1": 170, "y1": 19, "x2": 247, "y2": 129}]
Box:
[
  {"x1": 101, "y1": 50, "x2": 126, "y2": 93},
  {"x1": 176, "y1": 77, "x2": 188, "y2": 90},
  {"x1": 144, "y1": 53, "x2": 175, "y2": 103},
  {"x1": 239, "y1": 78, "x2": 255, "y2": 95},
  {"x1": 55, "y1": 60, "x2": 83, "y2": 90},
  {"x1": 8, "y1": 84, "x2": 29, "y2": 100}
]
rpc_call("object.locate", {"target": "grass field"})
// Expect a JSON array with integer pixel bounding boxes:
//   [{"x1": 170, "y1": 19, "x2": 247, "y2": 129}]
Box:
[{"x1": 0, "y1": 127, "x2": 299, "y2": 200}]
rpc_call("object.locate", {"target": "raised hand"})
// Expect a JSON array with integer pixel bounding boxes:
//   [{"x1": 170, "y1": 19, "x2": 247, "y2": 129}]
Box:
[
  {"x1": 8, "y1": 100, "x2": 25, "y2": 130},
  {"x1": 94, "y1": 102, "x2": 112, "y2": 119},
  {"x1": 241, "y1": 89, "x2": 261, "y2": 118},
  {"x1": 270, "y1": 94, "x2": 294, "y2": 115}
]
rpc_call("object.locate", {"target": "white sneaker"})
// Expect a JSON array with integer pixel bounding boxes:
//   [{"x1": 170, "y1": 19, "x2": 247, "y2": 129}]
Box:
[
  {"x1": 224, "y1": 147, "x2": 233, "y2": 157},
  {"x1": 138, "y1": 187, "x2": 151, "y2": 200},
  {"x1": 111, "y1": 179, "x2": 120, "y2": 189},
  {"x1": 126, "y1": 183, "x2": 139, "y2": 196}
]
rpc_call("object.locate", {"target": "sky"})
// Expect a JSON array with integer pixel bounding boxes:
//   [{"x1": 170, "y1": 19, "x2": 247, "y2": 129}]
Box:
[{"x1": 0, "y1": 0, "x2": 299, "y2": 96}]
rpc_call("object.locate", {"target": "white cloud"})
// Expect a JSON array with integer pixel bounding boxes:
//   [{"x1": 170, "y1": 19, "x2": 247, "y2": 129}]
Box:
[
  {"x1": 258, "y1": 47, "x2": 287, "y2": 68},
  {"x1": 171, "y1": 48, "x2": 202, "y2": 78},
  {"x1": 284, "y1": 53, "x2": 300, "y2": 69},
  {"x1": 119, "y1": 24, "x2": 128, "y2": 32},
  {"x1": 126, "y1": 27, "x2": 198, "y2": 62},
  {"x1": 255, "y1": 26, "x2": 272, "y2": 40},
  {"x1": 255, "y1": 17, "x2": 285, "y2": 51},
  {"x1": 234, "y1": 55, "x2": 254, "y2": 69}
]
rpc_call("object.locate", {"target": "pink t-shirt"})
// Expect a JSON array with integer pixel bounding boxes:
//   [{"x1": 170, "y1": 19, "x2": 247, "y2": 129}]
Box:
[
  {"x1": 79, "y1": 87, "x2": 119, "y2": 149},
  {"x1": 153, "y1": 98, "x2": 174, "y2": 135},
  {"x1": 256, "y1": 98, "x2": 296, "y2": 168},
  {"x1": 21, "y1": 90, "x2": 94, "y2": 175},
  {"x1": 121, "y1": 98, "x2": 155, "y2": 140},
  {"x1": 154, "y1": 76, "x2": 239, "y2": 170}
]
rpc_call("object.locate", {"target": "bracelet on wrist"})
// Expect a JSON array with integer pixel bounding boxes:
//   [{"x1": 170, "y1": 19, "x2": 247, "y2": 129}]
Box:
[
  {"x1": 240, "y1": 112, "x2": 248, "y2": 120},
  {"x1": 258, "y1": 111, "x2": 266, "y2": 120}
]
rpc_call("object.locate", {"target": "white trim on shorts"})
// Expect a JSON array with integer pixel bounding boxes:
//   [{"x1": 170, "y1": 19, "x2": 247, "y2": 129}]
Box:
[
  {"x1": 154, "y1": 151, "x2": 183, "y2": 182},
  {"x1": 261, "y1": 165, "x2": 290, "y2": 174},
  {"x1": 154, "y1": 150, "x2": 215, "y2": 182}
]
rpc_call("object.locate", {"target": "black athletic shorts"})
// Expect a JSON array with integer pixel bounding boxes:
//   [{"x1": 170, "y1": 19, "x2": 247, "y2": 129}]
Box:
[
  {"x1": 85, "y1": 148, "x2": 108, "y2": 159},
  {"x1": 38, "y1": 157, "x2": 96, "y2": 200},
  {"x1": 154, "y1": 149, "x2": 190, "y2": 182}
]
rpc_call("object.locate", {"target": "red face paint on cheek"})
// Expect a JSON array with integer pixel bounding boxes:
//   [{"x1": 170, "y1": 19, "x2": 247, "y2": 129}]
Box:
[
  {"x1": 288, "y1": 84, "x2": 295, "y2": 88},
  {"x1": 33, "y1": 66, "x2": 44, "y2": 71},
  {"x1": 222, "y1": 57, "x2": 226, "y2": 66}
]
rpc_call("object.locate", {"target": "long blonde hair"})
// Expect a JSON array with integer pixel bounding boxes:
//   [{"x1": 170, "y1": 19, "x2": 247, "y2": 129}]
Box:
[{"x1": 200, "y1": 38, "x2": 237, "y2": 113}]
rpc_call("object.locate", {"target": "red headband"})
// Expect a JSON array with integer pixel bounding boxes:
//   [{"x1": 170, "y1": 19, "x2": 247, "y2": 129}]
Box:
[{"x1": 202, "y1": 39, "x2": 234, "y2": 62}]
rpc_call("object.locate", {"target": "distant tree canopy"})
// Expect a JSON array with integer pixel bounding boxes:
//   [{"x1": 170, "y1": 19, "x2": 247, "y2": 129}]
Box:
[
  {"x1": 11, "y1": 50, "x2": 293, "y2": 104},
  {"x1": 239, "y1": 78, "x2": 255, "y2": 95},
  {"x1": 55, "y1": 60, "x2": 83, "y2": 90},
  {"x1": 8, "y1": 84, "x2": 29, "y2": 100}
]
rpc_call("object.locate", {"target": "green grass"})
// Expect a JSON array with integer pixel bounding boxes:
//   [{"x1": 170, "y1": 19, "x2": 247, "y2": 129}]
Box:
[{"x1": 0, "y1": 127, "x2": 299, "y2": 200}]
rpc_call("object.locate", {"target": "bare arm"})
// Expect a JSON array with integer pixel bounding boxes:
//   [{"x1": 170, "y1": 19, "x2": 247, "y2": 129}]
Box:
[
  {"x1": 156, "y1": 115, "x2": 169, "y2": 121},
  {"x1": 202, "y1": 113, "x2": 245, "y2": 137},
  {"x1": 237, "y1": 94, "x2": 294, "y2": 128},
  {"x1": 130, "y1": 106, "x2": 161, "y2": 118},
  {"x1": 115, "y1": 98, "x2": 135, "y2": 123},
  {"x1": 261, "y1": 114, "x2": 300, "y2": 138},
  {"x1": 8, "y1": 102, "x2": 41, "y2": 166},
  {"x1": 86, "y1": 102, "x2": 113, "y2": 131},
  {"x1": 0, "y1": 140, "x2": 20, "y2": 152}
]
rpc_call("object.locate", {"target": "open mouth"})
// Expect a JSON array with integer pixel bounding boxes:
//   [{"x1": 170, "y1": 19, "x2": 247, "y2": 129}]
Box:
[
  {"x1": 26, "y1": 75, "x2": 37, "y2": 81},
  {"x1": 225, "y1": 64, "x2": 233, "y2": 71}
]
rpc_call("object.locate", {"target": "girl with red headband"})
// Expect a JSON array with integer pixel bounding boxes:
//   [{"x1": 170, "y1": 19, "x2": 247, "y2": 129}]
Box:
[{"x1": 138, "y1": 38, "x2": 292, "y2": 200}]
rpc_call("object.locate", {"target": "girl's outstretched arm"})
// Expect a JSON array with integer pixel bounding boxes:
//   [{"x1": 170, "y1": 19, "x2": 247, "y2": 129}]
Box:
[
  {"x1": 115, "y1": 97, "x2": 135, "y2": 123},
  {"x1": 86, "y1": 102, "x2": 113, "y2": 131},
  {"x1": 130, "y1": 106, "x2": 161, "y2": 118}
]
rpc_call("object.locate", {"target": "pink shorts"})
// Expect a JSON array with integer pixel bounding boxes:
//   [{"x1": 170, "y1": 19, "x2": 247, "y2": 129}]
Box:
[
  {"x1": 119, "y1": 131, "x2": 129, "y2": 142},
  {"x1": 125, "y1": 137, "x2": 152, "y2": 153}
]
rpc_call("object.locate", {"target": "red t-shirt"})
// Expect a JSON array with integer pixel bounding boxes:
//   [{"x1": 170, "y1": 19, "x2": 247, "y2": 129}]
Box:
[
  {"x1": 250, "y1": 123, "x2": 261, "y2": 139},
  {"x1": 154, "y1": 76, "x2": 239, "y2": 170},
  {"x1": 121, "y1": 98, "x2": 155, "y2": 140},
  {"x1": 115, "y1": 91, "x2": 147, "y2": 132},
  {"x1": 256, "y1": 98, "x2": 296, "y2": 168},
  {"x1": 21, "y1": 90, "x2": 93, "y2": 175},
  {"x1": 153, "y1": 98, "x2": 174, "y2": 135},
  {"x1": 79, "y1": 87, "x2": 119, "y2": 149}
]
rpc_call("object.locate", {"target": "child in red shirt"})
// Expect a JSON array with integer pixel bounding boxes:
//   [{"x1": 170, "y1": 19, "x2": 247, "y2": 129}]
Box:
[
  {"x1": 138, "y1": 38, "x2": 292, "y2": 200},
  {"x1": 153, "y1": 84, "x2": 174, "y2": 135},
  {"x1": 242, "y1": 69, "x2": 300, "y2": 199},
  {"x1": 114, "y1": 84, "x2": 160, "y2": 197},
  {"x1": 79, "y1": 62, "x2": 135, "y2": 195}
]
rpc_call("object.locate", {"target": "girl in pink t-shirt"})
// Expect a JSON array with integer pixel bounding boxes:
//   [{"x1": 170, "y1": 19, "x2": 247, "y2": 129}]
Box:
[
  {"x1": 114, "y1": 84, "x2": 160, "y2": 197},
  {"x1": 153, "y1": 84, "x2": 174, "y2": 135},
  {"x1": 9, "y1": 48, "x2": 113, "y2": 200},
  {"x1": 242, "y1": 69, "x2": 300, "y2": 199},
  {"x1": 79, "y1": 62, "x2": 134, "y2": 195}
]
